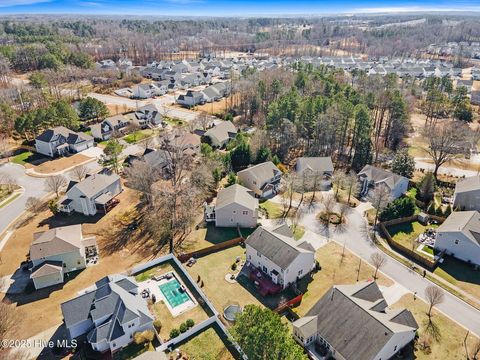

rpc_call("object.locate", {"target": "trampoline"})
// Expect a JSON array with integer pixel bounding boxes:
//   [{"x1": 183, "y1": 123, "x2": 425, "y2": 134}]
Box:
[{"x1": 223, "y1": 304, "x2": 242, "y2": 322}]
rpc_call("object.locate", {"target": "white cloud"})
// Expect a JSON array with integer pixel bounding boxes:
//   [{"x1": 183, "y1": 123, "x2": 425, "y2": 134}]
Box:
[
  {"x1": 0, "y1": 0, "x2": 52, "y2": 6},
  {"x1": 352, "y1": 6, "x2": 480, "y2": 13}
]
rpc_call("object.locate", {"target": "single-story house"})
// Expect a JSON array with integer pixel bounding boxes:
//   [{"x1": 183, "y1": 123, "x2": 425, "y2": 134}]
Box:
[
  {"x1": 61, "y1": 274, "x2": 155, "y2": 353},
  {"x1": 203, "y1": 121, "x2": 237, "y2": 148},
  {"x1": 292, "y1": 281, "x2": 418, "y2": 360},
  {"x1": 245, "y1": 224, "x2": 315, "y2": 293},
  {"x1": 435, "y1": 211, "x2": 480, "y2": 266},
  {"x1": 59, "y1": 173, "x2": 122, "y2": 216},
  {"x1": 237, "y1": 161, "x2": 282, "y2": 198},
  {"x1": 35, "y1": 127, "x2": 94, "y2": 158},
  {"x1": 205, "y1": 184, "x2": 259, "y2": 228},
  {"x1": 90, "y1": 115, "x2": 131, "y2": 141},
  {"x1": 358, "y1": 165, "x2": 409, "y2": 200},
  {"x1": 295, "y1": 156, "x2": 334, "y2": 190},
  {"x1": 29, "y1": 225, "x2": 97, "y2": 290},
  {"x1": 453, "y1": 175, "x2": 480, "y2": 211}
]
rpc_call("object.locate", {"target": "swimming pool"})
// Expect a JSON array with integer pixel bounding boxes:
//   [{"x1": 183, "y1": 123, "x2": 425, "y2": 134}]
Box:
[{"x1": 159, "y1": 278, "x2": 191, "y2": 308}]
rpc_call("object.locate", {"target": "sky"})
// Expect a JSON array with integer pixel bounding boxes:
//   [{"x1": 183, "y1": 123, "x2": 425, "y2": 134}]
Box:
[{"x1": 1, "y1": 0, "x2": 480, "y2": 16}]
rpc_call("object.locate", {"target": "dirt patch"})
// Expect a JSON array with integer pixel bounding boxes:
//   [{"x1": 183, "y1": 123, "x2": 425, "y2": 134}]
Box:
[{"x1": 32, "y1": 154, "x2": 92, "y2": 174}]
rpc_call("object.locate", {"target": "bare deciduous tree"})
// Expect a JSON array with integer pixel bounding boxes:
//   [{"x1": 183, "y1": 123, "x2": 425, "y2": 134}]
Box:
[
  {"x1": 0, "y1": 135, "x2": 11, "y2": 160},
  {"x1": 45, "y1": 175, "x2": 67, "y2": 198},
  {"x1": 25, "y1": 197, "x2": 43, "y2": 214},
  {"x1": 124, "y1": 160, "x2": 159, "y2": 204},
  {"x1": 370, "y1": 252, "x2": 387, "y2": 279},
  {"x1": 425, "y1": 285, "x2": 444, "y2": 322},
  {"x1": 71, "y1": 165, "x2": 88, "y2": 182},
  {"x1": 370, "y1": 184, "x2": 392, "y2": 226}
]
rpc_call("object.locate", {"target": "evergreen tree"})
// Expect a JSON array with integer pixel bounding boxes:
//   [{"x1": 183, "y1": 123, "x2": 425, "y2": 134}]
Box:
[
  {"x1": 391, "y1": 148, "x2": 415, "y2": 178},
  {"x1": 418, "y1": 172, "x2": 436, "y2": 202},
  {"x1": 78, "y1": 97, "x2": 109, "y2": 122}
]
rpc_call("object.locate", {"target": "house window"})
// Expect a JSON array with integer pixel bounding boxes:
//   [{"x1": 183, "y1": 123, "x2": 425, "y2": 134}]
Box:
[
  {"x1": 298, "y1": 269, "x2": 303, "y2": 276},
  {"x1": 242, "y1": 211, "x2": 248, "y2": 215},
  {"x1": 257, "y1": 251, "x2": 261, "y2": 257},
  {"x1": 394, "y1": 345, "x2": 397, "y2": 352},
  {"x1": 455, "y1": 239, "x2": 460, "y2": 245},
  {"x1": 77, "y1": 260, "x2": 81, "y2": 265}
]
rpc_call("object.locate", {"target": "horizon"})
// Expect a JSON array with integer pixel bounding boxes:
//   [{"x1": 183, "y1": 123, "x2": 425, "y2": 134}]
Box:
[{"x1": 1, "y1": 0, "x2": 480, "y2": 16}]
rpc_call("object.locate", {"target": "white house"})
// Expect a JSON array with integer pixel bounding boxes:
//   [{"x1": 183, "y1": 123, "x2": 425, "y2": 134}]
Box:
[
  {"x1": 435, "y1": 211, "x2": 480, "y2": 266},
  {"x1": 237, "y1": 161, "x2": 282, "y2": 198},
  {"x1": 61, "y1": 274, "x2": 155, "y2": 353},
  {"x1": 132, "y1": 83, "x2": 166, "y2": 99},
  {"x1": 90, "y1": 115, "x2": 130, "y2": 141},
  {"x1": 453, "y1": 176, "x2": 480, "y2": 211},
  {"x1": 29, "y1": 225, "x2": 97, "y2": 290},
  {"x1": 292, "y1": 282, "x2": 418, "y2": 360},
  {"x1": 358, "y1": 165, "x2": 409, "y2": 200},
  {"x1": 245, "y1": 224, "x2": 315, "y2": 291},
  {"x1": 59, "y1": 173, "x2": 122, "y2": 216},
  {"x1": 203, "y1": 121, "x2": 237, "y2": 148},
  {"x1": 35, "y1": 127, "x2": 94, "y2": 157},
  {"x1": 176, "y1": 90, "x2": 205, "y2": 107},
  {"x1": 205, "y1": 184, "x2": 258, "y2": 228},
  {"x1": 133, "y1": 104, "x2": 163, "y2": 129},
  {"x1": 295, "y1": 157, "x2": 334, "y2": 190}
]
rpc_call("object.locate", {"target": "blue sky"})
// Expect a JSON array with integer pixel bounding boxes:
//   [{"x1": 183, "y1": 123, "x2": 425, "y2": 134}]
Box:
[{"x1": 1, "y1": 0, "x2": 480, "y2": 16}]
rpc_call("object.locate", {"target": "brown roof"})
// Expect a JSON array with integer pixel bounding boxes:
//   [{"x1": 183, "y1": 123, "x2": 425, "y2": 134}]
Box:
[{"x1": 30, "y1": 225, "x2": 89, "y2": 260}]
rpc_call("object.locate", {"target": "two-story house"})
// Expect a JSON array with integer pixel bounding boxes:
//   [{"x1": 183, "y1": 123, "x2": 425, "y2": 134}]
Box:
[
  {"x1": 358, "y1": 165, "x2": 409, "y2": 200},
  {"x1": 35, "y1": 127, "x2": 94, "y2": 157},
  {"x1": 90, "y1": 115, "x2": 131, "y2": 141},
  {"x1": 237, "y1": 161, "x2": 282, "y2": 198},
  {"x1": 203, "y1": 121, "x2": 237, "y2": 148}
]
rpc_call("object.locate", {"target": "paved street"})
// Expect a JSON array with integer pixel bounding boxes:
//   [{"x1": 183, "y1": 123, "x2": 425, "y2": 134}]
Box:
[
  {"x1": 297, "y1": 202, "x2": 480, "y2": 336},
  {"x1": 0, "y1": 163, "x2": 47, "y2": 237},
  {"x1": 415, "y1": 157, "x2": 479, "y2": 177}
]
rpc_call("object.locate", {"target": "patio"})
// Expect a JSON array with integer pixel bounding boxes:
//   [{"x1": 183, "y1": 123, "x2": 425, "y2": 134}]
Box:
[{"x1": 243, "y1": 263, "x2": 282, "y2": 296}]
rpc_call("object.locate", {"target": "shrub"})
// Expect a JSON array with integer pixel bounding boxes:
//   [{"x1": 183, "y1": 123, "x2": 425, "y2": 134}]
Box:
[
  {"x1": 435, "y1": 205, "x2": 444, "y2": 217},
  {"x1": 444, "y1": 204, "x2": 452, "y2": 217},
  {"x1": 133, "y1": 330, "x2": 154, "y2": 345},
  {"x1": 153, "y1": 320, "x2": 162, "y2": 332},
  {"x1": 179, "y1": 322, "x2": 188, "y2": 333},
  {"x1": 186, "y1": 319, "x2": 195, "y2": 328},
  {"x1": 426, "y1": 202, "x2": 436, "y2": 215},
  {"x1": 231, "y1": 263, "x2": 237, "y2": 271},
  {"x1": 379, "y1": 197, "x2": 416, "y2": 222},
  {"x1": 170, "y1": 328, "x2": 180, "y2": 338}
]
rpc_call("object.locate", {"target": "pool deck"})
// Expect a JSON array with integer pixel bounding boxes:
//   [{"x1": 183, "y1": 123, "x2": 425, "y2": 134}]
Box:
[{"x1": 138, "y1": 271, "x2": 197, "y2": 317}]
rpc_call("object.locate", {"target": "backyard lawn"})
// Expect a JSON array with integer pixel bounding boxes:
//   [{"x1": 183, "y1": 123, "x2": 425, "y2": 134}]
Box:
[
  {"x1": 11, "y1": 151, "x2": 34, "y2": 165},
  {"x1": 123, "y1": 129, "x2": 154, "y2": 144},
  {"x1": 173, "y1": 327, "x2": 234, "y2": 360},
  {"x1": 434, "y1": 256, "x2": 480, "y2": 301},
  {"x1": 386, "y1": 221, "x2": 438, "y2": 259},
  {"x1": 392, "y1": 294, "x2": 479, "y2": 360},
  {"x1": 0, "y1": 184, "x2": 20, "y2": 203},
  {"x1": 259, "y1": 200, "x2": 283, "y2": 219},
  {"x1": 182, "y1": 224, "x2": 256, "y2": 252}
]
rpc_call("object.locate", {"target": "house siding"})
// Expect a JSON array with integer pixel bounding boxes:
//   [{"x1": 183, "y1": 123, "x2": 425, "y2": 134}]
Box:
[
  {"x1": 35, "y1": 140, "x2": 55, "y2": 157},
  {"x1": 453, "y1": 190, "x2": 480, "y2": 211},
  {"x1": 32, "y1": 271, "x2": 64, "y2": 290},
  {"x1": 215, "y1": 203, "x2": 258, "y2": 228},
  {"x1": 435, "y1": 231, "x2": 480, "y2": 266},
  {"x1": 32, "y1": 250, "x2": 86, "y2": 273}
]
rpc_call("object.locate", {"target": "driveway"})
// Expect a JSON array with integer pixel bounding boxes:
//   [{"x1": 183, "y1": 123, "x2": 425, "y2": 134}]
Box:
[
  {"x1": 0, "y1": 163, "x2": 47, "y2": 236},
  {"x1": 298, "y1": 204, "x2": 480, "y2": 336}
]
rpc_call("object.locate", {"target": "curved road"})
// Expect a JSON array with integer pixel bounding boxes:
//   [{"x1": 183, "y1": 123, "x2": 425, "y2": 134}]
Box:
[{"x1": 299, "y1": 205, "x2": 480, "y2": 337}]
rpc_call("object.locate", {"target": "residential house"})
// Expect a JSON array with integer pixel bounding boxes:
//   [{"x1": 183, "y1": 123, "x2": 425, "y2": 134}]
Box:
[
  {"x1": 201, "y1": 86, "x2": 222, "y2": 103},
  {"x1": 292, "y1": 282, "x2": 418, "y2": 360},
  {"x1": 29, "y1": 225, "x2": 97, "y2": 290},
  {"x1": 245, "y1": 224, "x2": 315, "y2": 294},
  {"x1": 471, "y1": 91, "x2": 480, "y2": 106},
  {"x1": 90, "y1": 115, "x2": 130, "y2": 141},
  {"x1": 435, "y1": 211, "x2": 480, "y2": 266},
  {"x1": 176, "y1": 132, "x2": 201, "y2": 156},
  {"x1": 295, "y1": 157, "x2": 334, "y2": 190},
  {"x1": 131, "y1": 83, "x2": 166, "y2": 99},
  {"x1": 237, "y1": 161, "x2": 282, "y2": 198},
  {"x1": 61, "y1": 274, "x2": 155, "y2": 353},
  {"x1": 205, "y1": 184, "x2": 259, "y2": 228},
  {"x1": 358, "y1": 165, "x2": 409, "y2": 200},
  {"x1": 203, "y1": 121, "x2": 237, "y2": 148},
  {"x1": 96, "y1": 59, "x2": 117, "y2": 71},
  {"x1": 133, "y1": 104, "x2": 163, "y2": 128},
  {"x1": 59, "y1": 173, "x2": 122, "y2": 216},
  {"x1": 453, "y1": 175, "x2": 480, "y2": 211},
  {"x1": 35, "y1": 127, "x2": 94, "y2": 157},
  {"x1": 176, "y1": 90, "x2": 205, "y2": 107}
]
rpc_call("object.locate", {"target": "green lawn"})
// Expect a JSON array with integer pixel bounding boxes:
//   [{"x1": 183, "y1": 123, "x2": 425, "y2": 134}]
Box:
[
  {"x1": 164, "y1": 117, "x2": 186, "y2": 127},
  {"x1": 386, "y1": 221, "x2": 438, "y2": 260},
  {"x1": 0, "y1": 192, "x2": 21, "y2": 209},
  {"x1": 12, "y1": 151, "x2": 33, "y2": 165},
  {"x1": 134, "y1": 262, "x2": 173, "y2": 283},
  {"x1": 123, "y1": 129, "x2": 153, "y2": 144},
  {"x1": 259, "y1": 200, "x2": 283, "y2": 219},
  {"x1": 293, "y1": 225, "x2": 305, "y2": 240},
  {"x1": 422, "y1": 245, "x2": 434, "y2": 255},
  {"x1": 434, "y1": 256, "x2": 480, "y2": 300},
  {"x1": 173, "y1": 327, "x2": 234, "y2": 360},
  {"x1": 184, "y1": 224, "x2": 256, "y2": 251}
]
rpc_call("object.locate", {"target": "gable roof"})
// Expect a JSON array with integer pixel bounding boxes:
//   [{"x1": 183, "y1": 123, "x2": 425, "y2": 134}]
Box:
[
  {"x1": 438, "y1": 211, "x2": 480, "y2": 246},
  {"x1": 204, "y1": 121, "x2": 237, "y2": 144},
  {"x1": 68, "y1": 173, "x2": 120, "y2": 198},
  {"x1": 358, "y1": 165, "x2": 408, "y2": 189},
  {"x1": 216, "y1": 184, "x2": 258, "y2": 211},
  {"x1": 245, "y1": 225, "x2": 313, "y2": 269},
  {"x1": 61, "y1": 274, "x2": 153, "y2": 344},
  {"x1": 30, "y1": 260, "x2": 63, "y2": 279},
  {"x1": 455, "y1": 176, "x2": 480, "y2": 193},
  {"x1": 36, "y1": 126, "x2": 92, "y2": 144},
  {"x1": 237, "y1": 161, "x2": 281, "y2": 186},
  {"x1": 296, "y1": 157, "x2": 334, "y2": 174},
  {"x1": 294, "y1": 282, "x2": 418, "y2": 360},
  {"x1": 30, "y1": 224, "x2": 85, "y2": 260}
]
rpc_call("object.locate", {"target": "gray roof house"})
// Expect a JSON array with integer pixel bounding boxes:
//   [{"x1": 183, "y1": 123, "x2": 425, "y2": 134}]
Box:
[
  {"x1": 295, "y1": 157, "x2": 334, "y2": 190},
  {"x1": 435, "y1": 211, "x2": 480, "y2": 266},
  {"x1": 133, "y1": 104, "x2": 163, "y2": 128},
  {"x1": 358, "y1": 165, "x2": 409, "y2": 200},
  {"x1": 237, "y1": 161, "x2": 282, "y2": 198},
  {"x1": 59, "y1": 173, "x2": 122, "y2": 216},
  {"x1": 176, "y1": 90, "x2": 205, "y2": 107},
  {"x1": 205, "y1": 184, "x2": 259, "y2": 228},
  {"x1": 29, "y1": 225, "x2": 97, "y2": 290},
  {"x1": 61, "y1": 274, "x2": 154, "y2": 353},
  {"x1": 292, "y1": 281, "x2": 418, "y2": 360},
  {"x1": 35, "y1": 126, "x2": 94, "y2": 158},
  {"x1": 203, "y1": 121, "x2": 237, "y2": 148},
  {"x1": 90, "y1": 115, "x2": 131, "y2": 141},
  {"x1": 245, "y1": 224, "x2": 315, "y2": 293},
  {"x1": 453, "y1": 176, "x2": 480, "y2": 212}
]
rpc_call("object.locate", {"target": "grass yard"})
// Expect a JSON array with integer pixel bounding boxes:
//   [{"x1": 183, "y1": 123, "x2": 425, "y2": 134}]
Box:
[
  {"x1": 173, "y1": 327, "x2": 234, "y2": 360},
  {"x1": 123, "y1": 129, "x2": 154, "y2": 144},
  {"x1": 11, "y1": 151, "x2": 33, "y2": 165},
  {"x1": 0, "y1": 192, "x2": 21, "y2": 209},
  {"x1": 151, "y1": 299, "x2": 209, "y2": 341},
  {"x1": 434, "y1": 256, "x2": 480, "y2": 301},
  {"x1": 259, "y1": 200, "x2": 283, "y2": 219},
  {"x1": 295, "y1": 242, "x2": 393, "y2": 316},
  {"x1": 0, "y1": 184, "x2": 19, "y2": 203},
  {"x1": 292, "y1": 225, "x2": 305, "y2": 240},
  {"x1": 392, "y1": 294, "x2": 479, "y2": 360},
  {"x1": 386, "y1": 221, "x2": 438, "y2": 259},
  {"x1": 134, "y1": 263, "x2": 175, "y2": 283},
  {"x1": 164, "y1": 117, "x2": 186, "y2": 127},
  {"x1": 186, "y1": 246, "x2": 262, "y2": 312},
  {"x1": 32, "y1": 153, "x2": 92, "y2": 174}
]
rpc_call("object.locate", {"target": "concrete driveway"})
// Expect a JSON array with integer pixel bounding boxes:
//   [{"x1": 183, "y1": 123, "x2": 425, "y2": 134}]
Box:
[{"x1": 0, "y1": 163, "x2": 47, "y2": 236}]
